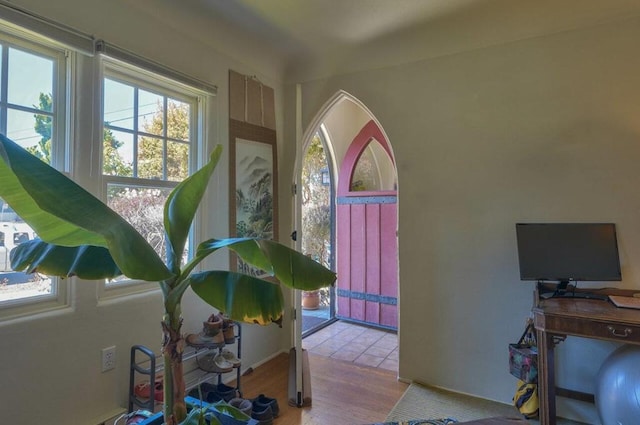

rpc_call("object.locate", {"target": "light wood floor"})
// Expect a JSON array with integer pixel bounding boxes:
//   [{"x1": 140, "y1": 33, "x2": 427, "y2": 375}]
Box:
[{"x1": 235, "y1": 351, "x2": 409, "y2": 425}]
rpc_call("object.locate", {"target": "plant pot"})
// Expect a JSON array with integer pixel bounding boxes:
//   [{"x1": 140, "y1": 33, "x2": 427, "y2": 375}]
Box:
[{"x1": 302, "y1": 290, "x2": 320, "y2": 310}]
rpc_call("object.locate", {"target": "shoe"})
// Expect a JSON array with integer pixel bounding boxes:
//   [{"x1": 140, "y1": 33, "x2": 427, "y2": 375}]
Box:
[
  {"x1": 220, "y1": 348, "x2": 241, "y2": 368},
  {"x1": 186, "y1": 331, "x2": 225, "y2": 348},
  {"x1": 222, "y1": 321, "x2": 236, "y2": 344},
  {"x1": 123, "y1": 410, "x2": 153, "y2": 425},
  {"x1": 134, "y1": 378, "x2": 164, "y2": 402},
  {"x1": 250, "y1": 403, "x2": 273, "y2": 425},
  {"x1": 188, "y1": 382, "x2": 224, "y2": 403},
  {"x1": 214, "y1": 382, "x2": 239, "y2": 402},
  {"x1": 251, "y1": 394, "x2": 279, "y2": 417},
  {"x1": 197, "y1": 353, "x2": 234, "y2": 373},
  {"x1": 203, "y1": 314, "x2": 223, "y2": 336},
  {"x1": 229, "y1": 397, "x2": 252, "y2": 416}
]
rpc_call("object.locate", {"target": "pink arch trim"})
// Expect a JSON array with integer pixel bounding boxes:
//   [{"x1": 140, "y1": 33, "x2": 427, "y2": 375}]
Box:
[{"x1": 337, "y1": 120, "x2": 396, "y2": 196}]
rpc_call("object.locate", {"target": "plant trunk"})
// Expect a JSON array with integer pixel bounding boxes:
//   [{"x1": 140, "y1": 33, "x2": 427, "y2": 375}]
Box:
[{"x1": 162, "y1": 307, "x2": 187, "y2": 425}]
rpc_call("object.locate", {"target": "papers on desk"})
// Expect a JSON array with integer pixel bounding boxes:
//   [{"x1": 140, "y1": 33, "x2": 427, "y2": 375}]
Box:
[{"x1": 609, "y1": 295, "x2": 640, "y2": 310}]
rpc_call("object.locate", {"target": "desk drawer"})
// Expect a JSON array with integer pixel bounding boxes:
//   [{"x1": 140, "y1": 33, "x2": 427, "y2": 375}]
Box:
[{"x1": 541, "y1": 315, "x2": 640, "y2": 343}]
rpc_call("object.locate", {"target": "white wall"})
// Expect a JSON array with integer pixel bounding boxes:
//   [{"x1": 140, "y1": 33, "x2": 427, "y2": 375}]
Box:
[
  {"x1": 295, "y1": 15, "x2": 640, "y2": 423},
  {"x1": 0, "y1": 1, "x2": 292, "y2": 424}
]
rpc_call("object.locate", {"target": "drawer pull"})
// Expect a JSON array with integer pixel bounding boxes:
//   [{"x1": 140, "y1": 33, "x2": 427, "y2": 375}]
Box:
[{"x1": 608, "y1": 326, "x2": 633, "y2": 338}]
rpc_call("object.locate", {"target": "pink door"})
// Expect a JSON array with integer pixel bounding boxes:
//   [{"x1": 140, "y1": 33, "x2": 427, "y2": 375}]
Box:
[{"x1": 336, "y1": 120, "x2": 398, "y2": 329}]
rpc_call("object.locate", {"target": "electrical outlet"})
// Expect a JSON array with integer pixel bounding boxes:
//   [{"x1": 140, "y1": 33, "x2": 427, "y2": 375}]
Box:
[{"x1": 101, "y1": 346, "x2": 116, "y2": 372}]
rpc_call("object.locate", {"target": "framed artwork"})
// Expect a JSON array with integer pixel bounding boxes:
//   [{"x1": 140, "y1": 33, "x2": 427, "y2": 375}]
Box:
[{"x1": 229, "y1": 119, "x2": 278, "y2": 275}]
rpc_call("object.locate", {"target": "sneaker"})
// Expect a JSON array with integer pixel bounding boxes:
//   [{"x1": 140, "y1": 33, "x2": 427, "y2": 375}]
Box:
[
  {"x1": 188, "y1": 382, "x2": 223, "y2": 403},
  {"x1": 214, "y1": 382, "x2": 239, "y2": 402},
  {"x1": 251, "y1": 394, "x2": 279, "y2": 417},
  {"x1": 250, "y1": 403, "x2": 273, "y2": 425},
  {"x1": 220, "y1": 348, "x2": 241, "y2": 368}
]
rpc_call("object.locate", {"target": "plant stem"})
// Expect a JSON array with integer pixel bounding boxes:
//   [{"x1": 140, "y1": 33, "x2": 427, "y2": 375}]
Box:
[{"x1": 162, "y1": 304, "x2": 187, "y2": 424}]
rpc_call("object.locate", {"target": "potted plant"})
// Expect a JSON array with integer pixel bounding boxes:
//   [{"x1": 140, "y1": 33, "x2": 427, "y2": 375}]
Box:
[
  {"x1": 0, "y1": 134, "x2": 336, "y2": 425},
  {"x1": 301, "y1": 290, "x2": 320, "y2": 310}
]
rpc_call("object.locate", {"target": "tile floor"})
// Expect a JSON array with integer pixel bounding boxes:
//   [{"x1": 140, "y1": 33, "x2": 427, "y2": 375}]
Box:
[{"x1": 302, "y1": 320, "x2": 398, "y2": 371}]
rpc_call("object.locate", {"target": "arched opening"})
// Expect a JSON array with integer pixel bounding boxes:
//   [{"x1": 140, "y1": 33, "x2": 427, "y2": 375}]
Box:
[{"x1": 297, "y1": 89, "x2": 399, "y2": 352}]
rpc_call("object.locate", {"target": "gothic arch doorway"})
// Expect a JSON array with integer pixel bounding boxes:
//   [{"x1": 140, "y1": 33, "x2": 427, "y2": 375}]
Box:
[{"x1": 297, "y1": 91, "x2": 399, "y2": 332}]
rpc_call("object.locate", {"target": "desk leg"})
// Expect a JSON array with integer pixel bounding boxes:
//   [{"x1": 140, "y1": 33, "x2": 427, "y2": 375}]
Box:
[{"x1": 537, "y1": 329, "x2": 556, "y2": 425}]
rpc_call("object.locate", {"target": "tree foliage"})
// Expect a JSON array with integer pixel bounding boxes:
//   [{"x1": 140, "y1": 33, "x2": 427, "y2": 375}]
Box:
[
  {"x1": 138, "y1": 101, "x2": 190, "y2": 181},
  {"x1": 301, "y1": 135, "x2": 331, "y2": 268},
  {"x1": 26, "y1": 93, "x2": 52, "y2": 164}
]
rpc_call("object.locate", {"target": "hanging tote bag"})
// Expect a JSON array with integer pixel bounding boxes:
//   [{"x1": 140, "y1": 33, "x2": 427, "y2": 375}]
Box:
[
  {"x1": 508, "y1": 318, "x2": 538, "y2": 384},
  {"x1": 509, "y1": 318, "x2": 539, "y2": 419}
]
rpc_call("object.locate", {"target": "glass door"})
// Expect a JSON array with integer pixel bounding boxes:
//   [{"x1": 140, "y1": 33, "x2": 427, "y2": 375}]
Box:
[{"x1": 301, "y1": 132, "x2": 336, "y2": 336}]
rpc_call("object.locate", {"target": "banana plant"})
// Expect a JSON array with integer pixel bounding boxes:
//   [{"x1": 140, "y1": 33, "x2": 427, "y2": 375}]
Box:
[{"x1": 0, "y1": 134, "x2": 336, "y2": 424}]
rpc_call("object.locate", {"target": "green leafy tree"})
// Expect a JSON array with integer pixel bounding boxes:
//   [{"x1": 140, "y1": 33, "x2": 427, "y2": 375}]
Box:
[
  {"x1": 301, "y1": 135, "x2": 331, "y2": 268},
  {"x1": 26, "y1": 93, "x2": 52, "y2": 164},
  {"x1": 138, "y1": 101, "x2": 190, "y2": 181},
  {"x1": 27, "y1": 92, "x2": 132, "y2": 177},
  {"x1": 103, "y1": 127, "x2": 133, "y2": 176}
]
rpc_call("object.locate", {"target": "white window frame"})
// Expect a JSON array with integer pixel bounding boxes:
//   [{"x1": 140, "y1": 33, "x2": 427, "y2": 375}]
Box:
[
  {"x1": 0, "y1": 24, "x2": 72, "y2": 319},
  {"x1": 99, "y1": 57, "x2": 206, "y2": 299}
]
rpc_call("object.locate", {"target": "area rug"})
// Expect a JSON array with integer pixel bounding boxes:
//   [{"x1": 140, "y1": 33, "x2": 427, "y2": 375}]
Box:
[
  {"x1": 371, "y1": 420, "x2": 458, "y2": 425},
  {"x1": 386, "y1": 383, "x2": 517, "y2": 423},
  {"x1": 385, "y1": 383, "x2": 586, "y2": 424}
]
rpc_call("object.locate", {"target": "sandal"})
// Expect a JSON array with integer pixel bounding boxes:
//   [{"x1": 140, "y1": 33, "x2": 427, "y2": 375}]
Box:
[{"x1": 134, "y1": 376, "x2": 164, "y2": 402}]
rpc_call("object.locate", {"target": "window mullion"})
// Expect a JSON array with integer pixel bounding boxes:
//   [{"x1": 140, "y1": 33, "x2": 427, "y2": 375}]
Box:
[
  {"x1": 163, "y1": 96, "x2": 168, "y2": 181},
  {"x1": 0, "y1": 43, "x2": 8, "y2": 134},
  {"x1": 133, "y1": 86, "x2": 139, "y2": 178}
]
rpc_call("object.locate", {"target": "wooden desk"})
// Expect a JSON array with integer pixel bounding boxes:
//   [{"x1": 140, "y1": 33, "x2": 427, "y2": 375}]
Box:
[{"x1": 532, "y1": 294, "x2": 640, "y2": 425}]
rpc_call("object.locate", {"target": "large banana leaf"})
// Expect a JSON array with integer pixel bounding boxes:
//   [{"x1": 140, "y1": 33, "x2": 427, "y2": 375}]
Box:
[
  {"x1": 189, "y1": 238, "x2": 336, "y2": 325},
  {"x1": 0, "y1": 134, "x2": 172, "y2": 281},
  {"x1": 164, "y1": 146, "x2": 222, "y2": 273},
  {"x1": 195, "y1": 238, "x2": 336, "y2": 291},
  {"x1": 11, "y1": 240, "x2": 121, "y2": 279},
  {"x1": 189, "y1": 271, "x2": 285, "y2": 325}
]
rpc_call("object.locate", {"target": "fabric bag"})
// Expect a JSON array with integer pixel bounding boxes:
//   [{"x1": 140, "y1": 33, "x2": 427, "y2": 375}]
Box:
[
  {"x1": 513, "y1": 379, "x2": 539, "y2": 419},
  {"x1": 508, "y1": 318, "x2": 538, "y2": 384}
]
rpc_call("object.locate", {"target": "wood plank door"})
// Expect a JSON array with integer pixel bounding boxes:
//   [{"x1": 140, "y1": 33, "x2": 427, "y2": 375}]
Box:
[{"x1": 336, "y1": 120, "x2": 398, "y2": 329}]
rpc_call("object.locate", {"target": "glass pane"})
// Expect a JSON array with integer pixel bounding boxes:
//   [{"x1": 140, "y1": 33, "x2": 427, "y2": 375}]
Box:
[
  {"x1": 138, "y1": 136, "x2": 164, "y2": 179},
  {"x1": 103, "y1": 129, "x2": 134, "y2": 176},
  {"x1": 0, "y1": 202, "x2": 54, "y2": 302},
  {"x1": 106, "y1": 184, "x2": 178, "y2": 282},
  {"x1": 167, "y1": 140, "x2": 189, "y2": 182},
  {"x1": 104, "y1": 78, "x2": 134, "y2": 130},
  {"x1": 7, "y1": 48, "x2": 54, "y2": 110},
  {"x1": 7, "y1": 109, "x2": 53, "y2": 164},
  {"x1": 167, "y1": 99, "x2": 190, "y2": 141},
  {"x1": 139, "y1": 89, "x2": 163, "y2": 136},
  {"x1": 301, "y1": 135, "x2": 331, "y2": 268},
  {"x1": 351, "y1": 139, "x2": 396, "y2": 191}
]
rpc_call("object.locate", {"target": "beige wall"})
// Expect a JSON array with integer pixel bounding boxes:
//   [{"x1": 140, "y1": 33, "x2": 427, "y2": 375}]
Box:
[{"x1": 295, "y1": 15, "x2": 640, "y2": 423}]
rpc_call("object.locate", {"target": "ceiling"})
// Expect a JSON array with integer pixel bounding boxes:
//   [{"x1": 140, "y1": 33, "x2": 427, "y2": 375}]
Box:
[{"x1": 176, "y1": 0, "x2": 640, "y2": 81}]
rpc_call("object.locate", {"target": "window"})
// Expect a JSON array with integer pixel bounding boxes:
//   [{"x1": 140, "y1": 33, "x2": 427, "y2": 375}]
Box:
[
  {"x1": 0, "y1": 28, "x2": 68, "y2": 309},
  {"x1": 102, "y1": 61, "x2": 200, "y2": 286}
]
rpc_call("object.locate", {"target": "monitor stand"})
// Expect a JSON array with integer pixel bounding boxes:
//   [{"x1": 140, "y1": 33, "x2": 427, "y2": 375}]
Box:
[{"x1": 548, "y1": 280, "x2": 609, "y2": 301}]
